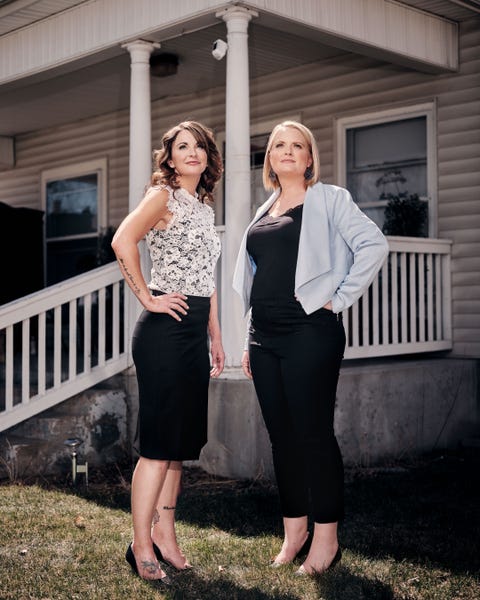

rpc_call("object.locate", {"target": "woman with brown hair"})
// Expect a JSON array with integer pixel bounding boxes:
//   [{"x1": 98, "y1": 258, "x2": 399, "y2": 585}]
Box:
[{"x1": 112, "y1": 120, "x2": 224, "y2": 582}]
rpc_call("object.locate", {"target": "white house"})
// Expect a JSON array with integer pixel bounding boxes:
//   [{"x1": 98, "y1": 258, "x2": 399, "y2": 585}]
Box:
[{"x1": 0, "y1": 0, "x2": 479, "y2": 478}]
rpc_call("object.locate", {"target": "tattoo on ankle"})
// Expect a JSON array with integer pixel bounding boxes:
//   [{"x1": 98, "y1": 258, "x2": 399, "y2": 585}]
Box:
[
  {"x1": 162, "y1": 505, "x2": 176, "y2": 510},
  {"x1": 152, "y1": 509, "x2": 160, "y2": 525},
  {"x1": 141, "y1": 559, "x2": 159, "y2": 575}
]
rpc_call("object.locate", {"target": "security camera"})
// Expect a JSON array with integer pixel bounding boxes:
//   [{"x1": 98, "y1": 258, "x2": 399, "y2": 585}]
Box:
[{"x1": 212, "y1": 39, "x2": 228, "y2": 60}]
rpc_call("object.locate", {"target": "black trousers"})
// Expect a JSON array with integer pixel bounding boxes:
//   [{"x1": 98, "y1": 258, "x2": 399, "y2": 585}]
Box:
[{"x1": 249, "y1": 306, "x2": 346, "y2": 523}]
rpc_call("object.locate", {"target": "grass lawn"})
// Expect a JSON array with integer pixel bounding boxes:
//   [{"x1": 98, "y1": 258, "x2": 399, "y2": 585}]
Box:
[{"x1": 0, "y1": 449, "x2": 479, "y2": 600}]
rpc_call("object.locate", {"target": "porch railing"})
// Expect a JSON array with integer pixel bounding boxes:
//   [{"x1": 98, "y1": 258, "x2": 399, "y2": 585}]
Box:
[
  {"x1": 344, "y1": 236, "x2": 452, "y2": 358},
  {"x1": 0, "y1": 235, "x2": 452, "y2": 433},
  {"x1": 0, "y1": 263, "x2": 128, "y2": 432}
]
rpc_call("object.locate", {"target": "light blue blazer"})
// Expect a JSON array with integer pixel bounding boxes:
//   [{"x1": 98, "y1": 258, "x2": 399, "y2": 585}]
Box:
[{"x1": 233, "y1": 181, "x2": 389, "y2": 315}]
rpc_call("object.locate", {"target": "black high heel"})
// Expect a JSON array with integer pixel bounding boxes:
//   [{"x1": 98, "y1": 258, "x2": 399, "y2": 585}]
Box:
[
  {"x1": 153, "y1": 542, "x2": 192, "y2": 571},
  {"x1": 269, "y1": 532, "x2": 312, "y2": 568},
  {"x1": 125, "y1": 543, "x2": 171, "y2": 584}
]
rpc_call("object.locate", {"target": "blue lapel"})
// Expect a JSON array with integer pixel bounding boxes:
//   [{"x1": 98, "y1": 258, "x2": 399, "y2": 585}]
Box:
[{"x1": 295, "y1": 183, "x2": 332, "y2": 287}]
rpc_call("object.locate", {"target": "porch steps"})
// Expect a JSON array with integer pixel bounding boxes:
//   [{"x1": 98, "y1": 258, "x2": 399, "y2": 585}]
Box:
[{"x1": 0, "y1": 384, "x2": 129, "y2": 481}]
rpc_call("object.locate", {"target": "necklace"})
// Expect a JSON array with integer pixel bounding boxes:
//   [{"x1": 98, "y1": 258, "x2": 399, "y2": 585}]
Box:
[{"x1": 270, "y1": 191, "x2": 306, "y2": 217}]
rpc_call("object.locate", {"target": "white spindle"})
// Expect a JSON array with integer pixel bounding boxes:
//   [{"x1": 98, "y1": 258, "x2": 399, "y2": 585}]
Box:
[
  {"x1": 53, "y1": 305, "x2": 61, "y2": 388},
  {"x1": 342, "y1": 308, "x2": 350, "y2": 348},
  {"x1": 418, "y1": 254, "x2": 425, "y2": 343},
  {"x1": 112, "y1": 282, "x2": 120, "y2": 360},
  {"x1": 5, "y1": 325, "x2": 13, "y2": 411},
  {"x1": 362, "y1": 292, "x2": 369, "y2": 347},
  {"x1": 409, "y1": 253, "x2": 416, "y2": 342},
  {"x1": 435, "y1": 254, "x2": 442, "y2": 339},
  {"x1": 69, "y1": 300, "x2": 77, "y2": 380},
  {"x1": 22, "y1": 319, "x2": 30, "y2": 404},
  {"x1": 38, "y1": 312, "x2": 46, "y2": 395},
  {"x1": 371, "y1": 277, "x2": 379, "y2": 346},
  {"x1": 381, "y1": 261, "x2": 389, "y2": 345},
  {"x1": 441, "y1": 253, "x2": 452, "y2": 342},
  {"x1": 426, "y1": 253, "x2": 434, "y2": 341},
  {"x1": 351, "y1": 300, "x2": 360, "y2": 348},
  {"x1": 98, "y1": 288, "x2": 106, "y2": 366},
  {"x1": 391, "y1": 253, "x2": 399, "y2": 344},
  {"x1": 84, "y1": 294, "x2": 92, "y2": 373}
]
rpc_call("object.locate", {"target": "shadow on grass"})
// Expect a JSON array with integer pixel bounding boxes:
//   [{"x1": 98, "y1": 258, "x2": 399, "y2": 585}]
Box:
[
  {"x1": 24, "y1": 448, "x2": 480, "y2": 579},
  {"x1": 176, "y1": 451, "x2": 480, "y2": 577},
  {"x1": 156, "y1": 564, "x2": 396, "y2": 600},
  {"x1": 159, "y1": 569, "x2": 299, "y2": 600},
  {"x1": 178, "y1": 476, "x2": 281, "y2": 537},
  {"x1": 340, "y1": 451, "x2": 480, "y2": 575},
  {"x1": 312, "y1": 565, "x2": 396, "y2": 600}
]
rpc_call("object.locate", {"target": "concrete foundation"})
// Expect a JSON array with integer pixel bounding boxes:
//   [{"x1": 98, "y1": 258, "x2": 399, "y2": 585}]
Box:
[
  {"x1": 1, "y1": 357, "x2": 478, "y2": 481},
  {"x1": 199, "y1": 357, "x2": 480, "y2": 479},
  {"x1": 0, "y1": 380, "x2": 128, "y2": 480}
]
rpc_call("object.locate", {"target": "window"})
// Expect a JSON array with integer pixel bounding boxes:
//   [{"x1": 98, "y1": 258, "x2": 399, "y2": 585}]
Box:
[
  {"x1": 41, "y1": 159, "x2": 107, "y2": 285},
  {"x1": 46, "y1": 173, "x2": 99, "y2": 239},
  {"x1": 336, "y1": 104, "x2": 436, "y2": 237}
]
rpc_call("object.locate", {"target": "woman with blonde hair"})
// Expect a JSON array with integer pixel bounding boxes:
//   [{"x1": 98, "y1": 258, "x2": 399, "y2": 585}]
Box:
[{"x1": 233, "y1": 120, "x2": 388, "y2": 575}]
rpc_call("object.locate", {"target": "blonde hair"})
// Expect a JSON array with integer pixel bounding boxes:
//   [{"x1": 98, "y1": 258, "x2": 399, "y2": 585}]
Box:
[{"x1": 262, "y1": 121, "x2": 320, "y2": 191}]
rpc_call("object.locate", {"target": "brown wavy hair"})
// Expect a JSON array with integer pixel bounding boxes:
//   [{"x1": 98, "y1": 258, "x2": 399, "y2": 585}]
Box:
[{"x1": 151, "y1": 120, "x2": 223, "y2": 203}]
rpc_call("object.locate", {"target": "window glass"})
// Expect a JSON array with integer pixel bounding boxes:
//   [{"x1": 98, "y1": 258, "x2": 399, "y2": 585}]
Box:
[
  {"x1": 46, "y1": 174, "x2": 98, "y2": 239},
  {"x1": 346, "y1": 117, "x2": 427, "y2": 235},
  {"x1": 42, "y1": 159, "x2": 107, "y2": 285}
]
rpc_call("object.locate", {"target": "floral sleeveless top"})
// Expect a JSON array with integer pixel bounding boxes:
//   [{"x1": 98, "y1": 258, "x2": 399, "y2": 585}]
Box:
[{"x1": 145, "y1": 186, "x2": 221, "y2": 297}]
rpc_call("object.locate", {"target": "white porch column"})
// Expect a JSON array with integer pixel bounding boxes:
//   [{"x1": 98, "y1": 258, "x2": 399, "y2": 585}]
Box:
[
  {"x1": 122, "y1": 39, "x2": 159, "y2": 344},
  {"x1": 217, "y1": 6, "x2": 257, "y2": 367}
]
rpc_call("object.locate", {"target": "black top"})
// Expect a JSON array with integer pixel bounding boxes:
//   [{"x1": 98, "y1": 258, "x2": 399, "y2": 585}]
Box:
[
  {"x1": 246, "y1": 204, "x2": 335, "y2": 334},
  {"x1": 246, "y1": 204, "x2": 314, "y2": 330},
  {"x1": 247, "y1": 204, "x2": 303, "y2": 304}
]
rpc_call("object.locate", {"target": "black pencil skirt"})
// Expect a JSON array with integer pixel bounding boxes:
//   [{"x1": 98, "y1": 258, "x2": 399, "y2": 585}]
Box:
[{"x1": 132, "y1": 293, "x2": 211, "y2": 461}]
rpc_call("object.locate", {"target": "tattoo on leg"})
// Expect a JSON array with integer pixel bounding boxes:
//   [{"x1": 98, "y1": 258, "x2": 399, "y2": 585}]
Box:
[
  {"x1": 141, "y1": 559, "x2": 159, "y2": 575},
  {"x1": 152, "y1": 509, "x2": 160, "y2": 525},
  {"x1": 162, "y1": 505, "x2": 176, "y2": 510}
]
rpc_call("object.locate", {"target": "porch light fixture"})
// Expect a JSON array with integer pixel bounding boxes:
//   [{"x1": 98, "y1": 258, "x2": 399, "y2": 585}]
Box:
[
  {"x1": 64, "y1": 438, "x2": 88, "y2": 486},
  {"x1": 150, "y1": 52, "x2": 179, "y2": 77}
]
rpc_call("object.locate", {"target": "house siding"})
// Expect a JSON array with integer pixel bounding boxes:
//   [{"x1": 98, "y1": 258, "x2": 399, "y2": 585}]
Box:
[{"x1": 0, "y1": 18, "x2": 478, "y2": 355}]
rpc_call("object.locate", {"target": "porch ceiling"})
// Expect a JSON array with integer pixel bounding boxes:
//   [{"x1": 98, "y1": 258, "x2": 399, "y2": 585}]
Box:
[
  {"x1": 0, "y1": 0, "x2": 477, "y2": 137},
  {"x1": 0, "y1": 21, "x2": 345, "y2": 136}
]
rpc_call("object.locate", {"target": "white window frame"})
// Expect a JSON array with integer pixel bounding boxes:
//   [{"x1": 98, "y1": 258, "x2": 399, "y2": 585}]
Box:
[
  {"x1": 335, "y1": 103, "x2": 437, "y2": 238},
  {"x1": 41, "y1": 158, "x2": 108, "y2": 242},
  {"x1": 41, "y1": 158, "x2": 108, "y2": 284}
]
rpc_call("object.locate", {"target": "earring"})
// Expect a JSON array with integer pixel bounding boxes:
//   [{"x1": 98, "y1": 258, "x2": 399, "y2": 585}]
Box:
[
  {"x1": 304, "y1": 166, "x2": 313, "y2": 180},
  {"x1": 269, "y1": 169, "x2": 277, "y2": 181}
]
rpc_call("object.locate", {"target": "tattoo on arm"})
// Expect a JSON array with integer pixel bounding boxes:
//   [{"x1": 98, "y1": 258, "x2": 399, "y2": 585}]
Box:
[{"x1": 119, "y1": 258, "x2": 141, "y2": 296}]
